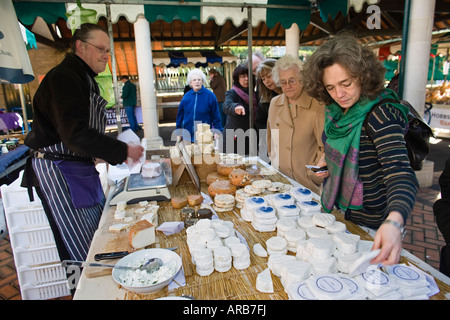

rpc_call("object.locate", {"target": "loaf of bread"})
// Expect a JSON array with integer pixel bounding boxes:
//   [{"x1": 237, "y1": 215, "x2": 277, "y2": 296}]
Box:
[
  {"x1": 216, "y1": 162, "x2": 245, "y2": 176},
  {"x1": 171, "y1": 197, "x2": 188, "y2": 209},
  {"x1": 208, "y1": 180, "x2": 237, "y2": 197},
  {"x1": 128, "y1": 220, "x2": 155, "y2": 249},
  {"x1": 187, "y1": 194, "x2": 204, "y2": 206}
]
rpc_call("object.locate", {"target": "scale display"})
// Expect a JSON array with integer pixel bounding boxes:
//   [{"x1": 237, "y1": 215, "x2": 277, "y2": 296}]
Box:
[
  {"x1": 127, "y1": 172, "x2": 167, "y2": 191},
  {"x1": 110, "y1": 171, "x2": 171, "y2": 205}
]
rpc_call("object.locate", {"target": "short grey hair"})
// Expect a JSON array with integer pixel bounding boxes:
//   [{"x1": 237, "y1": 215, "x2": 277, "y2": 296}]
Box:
[
  {"x1": 187, "y1": 68, "x2": 206, "y2": 86},
  {"x1": 272, "y1": 54, "x2": 303, "y2": 86}
]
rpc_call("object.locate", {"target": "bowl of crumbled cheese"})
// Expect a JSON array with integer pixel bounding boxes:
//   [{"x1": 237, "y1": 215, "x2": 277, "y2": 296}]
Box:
[{"x1": 112, "y1": 248, "x2": 182, "y2": 294}]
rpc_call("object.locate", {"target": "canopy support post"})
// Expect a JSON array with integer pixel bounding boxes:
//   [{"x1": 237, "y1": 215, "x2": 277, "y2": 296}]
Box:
[
  {"x1": 247, "y1": 6, "x2": 257, "y2": 158},
  {"x1": 106, "y1": 3, "x2": 122, "y2": 134}
]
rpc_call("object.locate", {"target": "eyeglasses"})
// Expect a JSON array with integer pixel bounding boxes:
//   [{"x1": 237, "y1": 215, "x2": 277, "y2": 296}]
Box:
[
  {"x1": 82, "y1": 41, "x2": 111, "y2": 55},
  {"x1": 280, "y1": 77, "x2": 299, "y2": 87}
]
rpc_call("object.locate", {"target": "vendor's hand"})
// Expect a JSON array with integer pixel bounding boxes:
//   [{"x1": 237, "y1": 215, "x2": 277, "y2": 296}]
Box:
[
  {"x1": 127, "y1": 143, "x2": 144, "y2": 162},
  {"x1": 235, "y1": 106, "x2": 245, "y2": 116},
  {"x1": 371, "y1": 211, "x2": 404, "y2": 266}
]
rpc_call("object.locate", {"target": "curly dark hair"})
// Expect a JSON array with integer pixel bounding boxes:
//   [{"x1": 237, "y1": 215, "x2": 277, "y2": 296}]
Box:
[{"x1": 301, "y1": 32, "x2": 386, "y2": 105}]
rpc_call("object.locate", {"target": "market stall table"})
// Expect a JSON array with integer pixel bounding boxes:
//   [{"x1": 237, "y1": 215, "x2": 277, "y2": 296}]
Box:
[
  {"x1": 0, "y1": 145, "x2": 28, "y2": 180},
  {"x1": 73, "y1": 158, "x2": 450, "y2": 300}
]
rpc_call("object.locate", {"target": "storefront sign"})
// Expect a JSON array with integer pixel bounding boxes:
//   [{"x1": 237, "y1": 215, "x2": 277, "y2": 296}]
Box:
[
  {"x1": 105, "y1": 107, "x2": 128, "y2": 125},
  {"x1": 430, "y1": 104, "x2": 450, "y2": 130}
]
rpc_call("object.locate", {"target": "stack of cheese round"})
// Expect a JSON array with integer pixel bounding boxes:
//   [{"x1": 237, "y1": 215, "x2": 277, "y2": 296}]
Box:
[
  {"x1": 234, "y1": 188, "x2": 250, "y2": 209},
  {"x1": 333, "y1": 232, "x2": 360, "y2": 255},
  {"x1": 325, "y1": 221, "x2": 347, "y2": 234},
  {"x1": 306, "y1": 238, "x2": 335, "y2": 260},
  {"x1": 308, "y1": 257, "x2": 337, "y2": 275},
  {"x1": 288, "y1": 274, "x2": 367, "y2": 300},
  {"x1": 276, "y1": 217, "x2": 297, "y2": 237},
  {"x1": 306, "y1": 226, "x2": 331, "y2": 239},
  {"x1": 297, "y1": 216, "x2": 315, "y2": 229},
  {"x1": 213, "y1": 194, "x2": 235, "y2": 212},
  {"x1": 298, "y1": 200, "x2": 322, "y2": 216},
  {"x1": 213, "y1": 246, "x2": 232, "y2": 272},
  {"x1": 252, "y1": 206, "x2": 278, "y2": 232},
  {"x1": 240, "y1": 196, "x2": 267, "y2": 222},
  {"x1": 295, "y1": 239, "x2": 309, "y2": 261},
  {"x1": 355, "y1": 268, "x2": 402, "y2": 300},
  {"x1": 223, "y1": 235, "x2": 241, "y2": 248},
  {"x1": 335, "y1": 251, "x2": 362, "y2": 274},
  {"x1": 312, "y1": 213, "x2": 336, "y2": 228},
  {"x1": 279, "y1": 260, "x2": 312, "y2": 290},
  {"x1": 385, "y1": 264, "x2": 430, "y2": 299},
  {"x1": 206, "y1": 236, "x2": 223, "y2": 251},
  {"x1": 192, "y1": 248, "x2": 214, "y2": 276},
  {"x1": 290, "y1": 186, "x2": 314, "y2": 202},
  {"x1": 306, "y1": 274, "x2": 352, "y2": 300},
  {"x1": 268, "y1": 254, "x2": 296, "y2": 277},
  {"x1": 186, "y1": 218, "x2": 244, "y2": 276},
  {"x1": 230, "y1": 242, "x2": 251, "y2": 270},
  {"x1": 250, "y1": 179, "x2": 272, "y2": 193},
  {"x1": 276, "y1": 204, "x2": 300, "y2": 219},
  {"x1": 267, "y1": 193, "x2": 295, "y2": 208},
  {"x1": 266, "y1": 236, "x2": 288, "y2": 255},
  {"x1": 211, "y1": 219, "x2": 234, "y2": 238}
]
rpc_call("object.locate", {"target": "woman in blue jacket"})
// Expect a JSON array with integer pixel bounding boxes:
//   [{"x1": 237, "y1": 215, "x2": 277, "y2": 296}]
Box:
[{"x1": 175, "y1": 68, "x2": 223, "y2": 142}]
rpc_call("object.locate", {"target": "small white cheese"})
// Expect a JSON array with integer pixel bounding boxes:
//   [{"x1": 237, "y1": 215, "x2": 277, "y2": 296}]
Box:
[{"x1": 256, "y1": 268, "x2": 274, "y2": 293}]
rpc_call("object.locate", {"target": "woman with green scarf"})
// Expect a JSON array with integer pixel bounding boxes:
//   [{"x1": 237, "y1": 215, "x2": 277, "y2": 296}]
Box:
[{"x1": 302, "y1": 33, "x2": 419, "y2": 266}]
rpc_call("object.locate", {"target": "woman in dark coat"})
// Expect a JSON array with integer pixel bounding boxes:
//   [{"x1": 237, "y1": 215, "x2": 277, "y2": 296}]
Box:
[{"x1": 222, "y1": 64, "x2": 257, "y2": 155}]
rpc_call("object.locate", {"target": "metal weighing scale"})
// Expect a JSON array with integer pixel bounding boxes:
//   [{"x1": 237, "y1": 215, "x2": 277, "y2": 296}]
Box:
[{"x1": 110, "y1": 170, "x2": 171, "y2": 205}]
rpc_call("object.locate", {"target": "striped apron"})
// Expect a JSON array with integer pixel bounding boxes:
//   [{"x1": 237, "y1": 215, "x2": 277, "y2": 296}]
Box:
[{"x1": 32, "y1": 75, "x2": 108, "y2": 261}]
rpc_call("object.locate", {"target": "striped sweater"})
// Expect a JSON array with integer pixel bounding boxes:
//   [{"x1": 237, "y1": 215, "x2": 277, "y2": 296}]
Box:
[{"x1": 346, "y1": 102, "x2": 419, "y2": 228}]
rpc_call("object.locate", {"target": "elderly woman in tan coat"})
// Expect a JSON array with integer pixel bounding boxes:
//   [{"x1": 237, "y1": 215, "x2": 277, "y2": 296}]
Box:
[{"x1": 267, "y1": 54, "x2": 325, "y2": 195}]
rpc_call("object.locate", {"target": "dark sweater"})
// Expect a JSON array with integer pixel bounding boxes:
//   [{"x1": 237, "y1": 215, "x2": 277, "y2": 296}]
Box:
[
  {"x1": 25, "y1": 54, "x2": 127, "y2": 165},
  {"x1": 347, "y1": 102, "x2": 419, "y2": 228}
]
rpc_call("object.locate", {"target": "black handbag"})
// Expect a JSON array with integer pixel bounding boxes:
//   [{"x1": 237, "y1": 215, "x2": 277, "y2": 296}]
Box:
[{"x1": 364, "y1": 98, "x2": 435, "y2": 171}]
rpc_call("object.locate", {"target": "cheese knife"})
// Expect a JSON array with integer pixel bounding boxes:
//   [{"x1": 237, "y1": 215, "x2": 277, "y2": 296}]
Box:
[{"x1": 94, "y1": 247, "x2": 178, "y2": 261}]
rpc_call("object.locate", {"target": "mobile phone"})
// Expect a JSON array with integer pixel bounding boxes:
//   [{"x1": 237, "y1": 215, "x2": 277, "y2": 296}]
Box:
[{"x1": 305, "y1": 165, "x2": 328, "y2": 173}]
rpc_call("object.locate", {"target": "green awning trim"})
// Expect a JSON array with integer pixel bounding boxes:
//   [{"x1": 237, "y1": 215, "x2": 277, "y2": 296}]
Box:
[
  {"x1": 319, "y1": 0, "x2": 348, "y2": 22},
  {"x1": 266, "y1": 0, "x2": 311, "y2": 30},
  {"x1": 13, "y1": 2, "x2": 67, "y2": 25},
  {"x1": 144, "y1": 0, "x2": 201, "y2": 23},
  {"x1": 25, "y1": 27, "x2": 37, "y2": 50}
]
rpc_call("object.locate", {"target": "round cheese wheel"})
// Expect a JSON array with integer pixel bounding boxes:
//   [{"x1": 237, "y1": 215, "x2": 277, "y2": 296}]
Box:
[
  {"x1": 216, "y1": 162, "x2": 245, "y2": 176},
  {"x1": 187, "y1": 194, "x2": 204, "y2": 206},
  {"x1": 229, "y1": 168, "x2": 251, "y2": 187},
  {"x1": 208, "y1": 180, "x2": 237, "y2": 197},
  {"x1": 171, "y1": 197, "x2": 188, "y2": 209}
]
